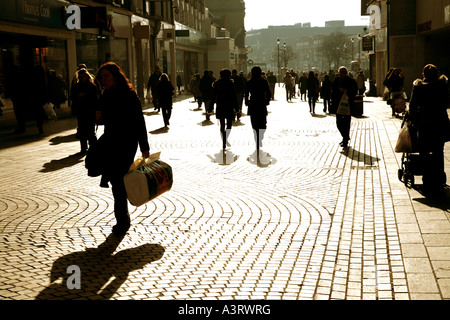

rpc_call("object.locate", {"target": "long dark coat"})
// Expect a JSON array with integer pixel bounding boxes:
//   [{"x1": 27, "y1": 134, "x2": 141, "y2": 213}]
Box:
[
  {"x1": 95, "y1": 88, "x2": 149, "y2": 180},
  {"x1": 409, "y1": 75, "x2": 450, "y2": 151},
  {"x1": 210, "y1": 78, "x2": 239, "y2": 119},
  {"x1": 330, "y1": 76, "x2": 358, "y2": 114},
  {"x1": 245, "y1": 77, "x2": 271, "y2": 129},
  {"x1": 156, "y1": 80, "x2": 174, "y2": 109},
  {"x1": 71, "y1": 81, "x2": 98, "y2": 140}
]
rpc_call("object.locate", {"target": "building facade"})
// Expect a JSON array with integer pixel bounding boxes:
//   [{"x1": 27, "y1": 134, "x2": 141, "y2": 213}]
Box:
[
  {"x1": 0, "y1": 0, "x2": 241, "y2": 114},
  {"x1": 363, "y1": 0, "x2": 450, "y2": 96}
]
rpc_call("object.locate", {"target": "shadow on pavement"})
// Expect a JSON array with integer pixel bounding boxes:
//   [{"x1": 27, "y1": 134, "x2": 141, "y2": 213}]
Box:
[
  {"x1": 340, "y1": 146, "x2": 380, "y2": 167},
  {"x1": 35, "y1": 234, "x2": 164, "y2": 300},
  {"x1": 247, "y1": 149, "x2": 277, "y2": 167},
  {"x1": 208, "y1": 149, "x2": 239, "y2": 165},
  {"x1": 49, "y1": 133, "x2": 78, "y2": 145},
  {"x1": 150, "y1": 127, "x2": 169, "y2": 135},
  {"x1": 40, "y1": 152, "x2": 85, "y2": 172}
]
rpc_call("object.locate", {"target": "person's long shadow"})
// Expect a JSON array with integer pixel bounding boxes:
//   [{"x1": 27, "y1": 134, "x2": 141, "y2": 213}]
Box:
[
  {"x1": 39, "y1": 153, "x2": 85, "y2": 172},
  {"x1": 340, "y1": 146, "x2": 380, "y2": 167},
  {"x1": 35, "y1": 234, "x2": 165, "y2": 300}
]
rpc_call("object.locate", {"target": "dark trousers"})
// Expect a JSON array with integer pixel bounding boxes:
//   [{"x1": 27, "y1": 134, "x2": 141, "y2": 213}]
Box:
[
  {"x1": 110, "y1": 174, "x2": 130, "y2": 226},
  {"x1": 219, "y1": 117, "x2": 233, "y2": 148},
  {"x1": 336, "y1": 114, "x2": 351, "y2": 143},
  {"x1": 162, "y1": 107, "x2": 172, "y2": 126},
  {"x1": 308, "y1": 96, "x2": 316, "y2": 112},
  {"x1": 323, "y1": 98, "x2": 331, "y2": 112}
]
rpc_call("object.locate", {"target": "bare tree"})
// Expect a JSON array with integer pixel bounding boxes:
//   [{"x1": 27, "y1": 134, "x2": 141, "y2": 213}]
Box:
[
  {"x1": 270, "y1": 44, "x2": 297, "y2": 69},
  {"x1": 320, "y1": 31, "x2": 351, "y2": 69}
]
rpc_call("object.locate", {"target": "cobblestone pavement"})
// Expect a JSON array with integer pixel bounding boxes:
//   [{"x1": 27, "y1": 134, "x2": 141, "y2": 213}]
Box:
[{"x1": 0, "y1": 87, "x2": 449, "y2": 301}]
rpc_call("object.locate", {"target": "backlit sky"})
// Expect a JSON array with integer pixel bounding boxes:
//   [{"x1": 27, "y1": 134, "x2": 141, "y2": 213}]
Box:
[{"x1": 244, "y1": 0, "x2": 370, "y2": 30}]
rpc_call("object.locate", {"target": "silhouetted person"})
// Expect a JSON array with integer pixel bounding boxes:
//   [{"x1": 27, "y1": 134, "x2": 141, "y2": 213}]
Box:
[
  {"x1": 408, "y1": 64, "x2": 449, "y2": 195},
  {"x1": 29, "y1": 65, "x2": 50, "y2": 134},
  {"x1": 199, "y1": 69, "x2": 215, "y2": 120},
  {"x1": 306, "y1": 70, "x2": 320, "y2": 113},
  {"x1": 231, "y1": 69, "x2": 246, "y2": 121},
  {"x1": 71, "y1": 68, "x2": 98, "y2": 153},
  {"x1": 210, "y1": 69, "x2": 239, "y2": 149},
  {"x1": 94, "y1": 62, "x2": 150, "y2": 237},
  {"x1": 156, "y1": 73, "x2": 174, "y2": 128},
  {"x1": 147, "y1": 66, "x2": 162, "y2": 112},
  {"x1": 245, "y1": 66, "x2": 272, "y2": 155},
  {"x1": 321, "y1": 74, "x2": 332, "y2": 113},
  {"x1": 331, "y1": 66, "x2": 358, "y2": 148}
]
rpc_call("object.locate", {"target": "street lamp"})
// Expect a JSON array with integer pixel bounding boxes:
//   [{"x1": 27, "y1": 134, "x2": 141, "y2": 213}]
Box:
[
  {"x1": 283, "y1": 42, "x2": 286, "y2": 69},
  {"x1": 357, "y1": 33, "x2": 362, "y2": 62},
  {"x1": 277, "y1": 38, "x2": 280, "y2": 86}
]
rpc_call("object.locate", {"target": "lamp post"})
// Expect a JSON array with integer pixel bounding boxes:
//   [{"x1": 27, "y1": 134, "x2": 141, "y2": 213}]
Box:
[
  {"x1": 357, "y1": 33, "x2": 362, "y2": 63},
  {"x1": 277, "y1": 38, "x2": 280, "y2": 86},
  {"x1": 283, "y1": 42, "x2": 286, "y2": 70}
]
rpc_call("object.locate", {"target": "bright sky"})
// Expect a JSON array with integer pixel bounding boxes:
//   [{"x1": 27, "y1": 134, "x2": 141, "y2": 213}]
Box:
[{"x1": 244, "y1": 0, "x2": 370, "y2": 30}]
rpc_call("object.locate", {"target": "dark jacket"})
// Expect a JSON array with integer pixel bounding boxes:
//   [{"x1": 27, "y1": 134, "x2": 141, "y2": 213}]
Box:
[
  {"x1": 245, "y1": 77, "x2": 271, "y2": 117},
  {"x1": 71, "y1": 81, "x2": 98, "y2": 139},
  {"x1": 320, "y1": 79, "x2": 332, "y2": 100},
  {"x1": 409, "y1": 75, "x2": 450, "y2": 151},
  {"x1": 306, "y1": 76, "x2": 320, "y2": 98},
  {"x1": 156, "y1": 80, "x2": 174, "y2": 109},
  {"x1": 210, "y1": 78, "x2": 239, "y2": 119},
  {"x1": 94, "y1": 88, "x2": 149, "y2": 178},
  {"x1": 330, "y1": 76, "x2": 358, "y2": 114},
  {"x1": 199, "y1": 75, "x2": 215, "y2": 100}
]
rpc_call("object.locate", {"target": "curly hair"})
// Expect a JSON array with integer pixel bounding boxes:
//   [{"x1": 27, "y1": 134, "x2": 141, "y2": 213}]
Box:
[{"x1": 97, "y1": 62, "x2": 134, "y2": 91}]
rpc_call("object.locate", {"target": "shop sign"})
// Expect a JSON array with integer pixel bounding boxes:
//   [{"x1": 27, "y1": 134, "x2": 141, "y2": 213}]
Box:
[
  {"x1": 0, "y1": 0, "x2": 67, "y2": 29},
  {"x1": 65, "y1": 5, "x2": 111, "y2": 31},
  {"x1": 175, "y1": 30, "x2": 189, "y2": 37},
  {"x1": 362, "y1": 35, "x2": 373, "y2": 51}
]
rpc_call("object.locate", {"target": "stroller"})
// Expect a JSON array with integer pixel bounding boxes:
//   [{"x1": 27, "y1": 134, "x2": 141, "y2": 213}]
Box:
[
  {"x1": 397, "y1": 112, "x2": 423, "y2": 187},
  {"x1": 389, "y1": 91, "x2": 407, "y2": 117},
  {"x1": 397, "y1": 112, "x2": 448, "y2": 188}
]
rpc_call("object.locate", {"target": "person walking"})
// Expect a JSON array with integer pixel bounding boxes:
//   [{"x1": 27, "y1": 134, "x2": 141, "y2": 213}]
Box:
[
  {"x1": 176, "y1": 73, "x2": 183, "y2": 94},
  {"x1": 356, "y1": 70, "x2": 367, "y2": 96},
  {"x1": 71, "y1": 68, "x2": 98, "y2": 153},
  {"x1": 147, "y1": 66, "x2": 162, "y2": 112},
  {"x1": 156, "y1": 73, "x2": 174, "y2": 128},
  {"x1": 299, "y1": 72, "x2": 307, "y2": 101},
  {"x1": 29, "y1": 65, "x2": 50, "y2": 134},
  {"x1": 267, "y1": 71, "x2": 277, "y2": 100},
  {"x1": 408, "y1": 64, "x2": 450, "y2": 195},
  {"x1": 210, "y1": 69, "x2": 239, "y2": 149},
  {"x1": 321, "y1": 74, "x2": 332, "y2": 113},
  {"x1": 306, "y1": 71, "x2": 320, "y2": 113},
  {"x1": 231, "y1": 69, "x2": 246, "y2": 121},
  {"x1": 331, "y1": 66, "x2": 358, "y2": 148},
  {"x1": 383, "y1": 68, "x2": 405, "y2": 116},
  {"x1": 283, "y1": 71, "x2": 293, "y2": 102},
  {"x1": 199, "y1": 69, "x2": 215, "y2": 120},
  {"x1": 245, "y1": 66, "x2": 272, "y2": 155},
  {"x1": 95, "y1": 62, "x2": 150, "y2": 237},
  {"x1": 189, "y1": 73, "x2": 202, "y2": 108}
]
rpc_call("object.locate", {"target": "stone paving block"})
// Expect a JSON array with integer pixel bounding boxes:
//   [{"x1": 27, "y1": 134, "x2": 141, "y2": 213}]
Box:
[{"x1": 1, "y1": 93, "x2": 449, "y2": 301}]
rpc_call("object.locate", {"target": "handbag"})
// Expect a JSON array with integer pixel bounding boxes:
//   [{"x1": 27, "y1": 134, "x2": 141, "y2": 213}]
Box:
[
  {"x1": 124, "y1": 152, "x2": 173, "y2": 207},
  {"x1": 43, "y1": 102, "x2": 57, "y2": 120},
  {"x1": 336, "y1": 91, "x2": 350, "y2": 115},
  {"x1": 395, "y1": 122, "x2": 413, "y2": 153}
]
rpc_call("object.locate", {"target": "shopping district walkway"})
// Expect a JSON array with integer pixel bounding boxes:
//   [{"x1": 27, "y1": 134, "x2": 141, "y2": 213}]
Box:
[{"x1": 0, "y1": 86, "x2": 449, "y2": 304}]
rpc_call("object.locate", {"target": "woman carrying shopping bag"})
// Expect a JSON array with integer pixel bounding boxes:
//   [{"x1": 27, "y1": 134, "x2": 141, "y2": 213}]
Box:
[{"x1": 93, "y1": 62, "x2": 150, "y2": 237}]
